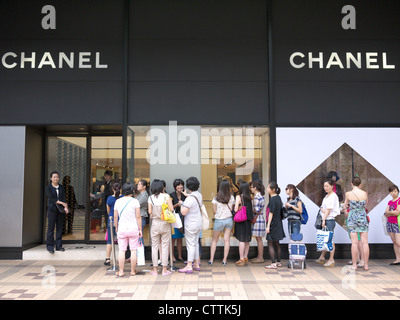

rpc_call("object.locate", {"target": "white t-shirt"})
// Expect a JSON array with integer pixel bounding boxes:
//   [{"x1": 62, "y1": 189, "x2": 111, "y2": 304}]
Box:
[
  {"x1": 114, "y1": 196, "x2": 140, "y2": 233},
  {"x1": 212, "y1": 195, "x2": 234, "y2": 220},
  {"x1": 148, "y1": 193, "x2": 170, "y2": 206},
  {"x1": 181, "y1": 191, "x2": 203, "y2": 231},
  {"x1": 321, "y1": 192, "x2": 340, "y2": 219}
]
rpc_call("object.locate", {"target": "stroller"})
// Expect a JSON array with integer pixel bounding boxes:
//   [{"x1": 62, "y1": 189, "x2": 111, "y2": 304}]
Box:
[{"x1": 287, "y1": 231, "x2": 307, "y2": 271}]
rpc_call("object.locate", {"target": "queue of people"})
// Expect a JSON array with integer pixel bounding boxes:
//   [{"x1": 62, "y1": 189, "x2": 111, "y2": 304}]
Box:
[{"x1": 45, "y1": 170, "x2": 400, "y2": 276}]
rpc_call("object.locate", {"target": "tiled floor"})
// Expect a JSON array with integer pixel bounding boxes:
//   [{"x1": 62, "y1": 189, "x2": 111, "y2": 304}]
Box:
[{"x1": 0, "y1": 259, "x2": 399, "y2": 300}]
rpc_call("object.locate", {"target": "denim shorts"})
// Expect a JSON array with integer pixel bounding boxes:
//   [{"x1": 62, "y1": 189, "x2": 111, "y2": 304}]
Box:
[
  {"x1": 325, "y1": 219, "x2": 336, "y2": 232},
  {"x1": 288, "y1": 219, "x2": 301, "y2": 235},
  {"x1": 213, "y1": 217, "x2": 233, "y2": 231}
]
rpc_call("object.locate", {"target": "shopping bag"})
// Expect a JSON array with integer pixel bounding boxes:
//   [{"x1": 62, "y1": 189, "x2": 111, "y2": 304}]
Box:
[
  {"x1": 136, "y1": 237, "x2": 145, "y2": 266},
  {"x1": 171, "y1": 212, "x2": 183, "y2": 229},
  {"x1": 316, "y1": 227, "x2": 334, "y2": 252},
  {"x1": 382, "y1": 215, "x2": 389, "y2": 236},
  {"x1": 201, "y1": 204, "x2": 210, "y2": 230}
]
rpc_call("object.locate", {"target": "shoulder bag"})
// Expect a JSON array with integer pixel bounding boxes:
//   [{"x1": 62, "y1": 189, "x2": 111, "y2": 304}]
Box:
[
  {"x1": 233, "y1": 195, "x2": 247, "y2": 223},
  {"x1": 161, "y1": 195, "x2": 176, "y2": 224},
  {"x1": 190, "y1": 194, "x2": 209, "y2": 230}
]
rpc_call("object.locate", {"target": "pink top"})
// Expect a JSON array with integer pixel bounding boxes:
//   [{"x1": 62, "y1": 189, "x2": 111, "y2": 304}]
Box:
[{"x1": 388, "y1": 198, "x2": 400, "y2": 224}]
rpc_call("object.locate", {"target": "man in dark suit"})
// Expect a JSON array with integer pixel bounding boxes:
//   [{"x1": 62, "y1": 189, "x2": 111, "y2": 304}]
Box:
[{"x1": 46, "y1": 171, "x2": 69, "y2": 253}]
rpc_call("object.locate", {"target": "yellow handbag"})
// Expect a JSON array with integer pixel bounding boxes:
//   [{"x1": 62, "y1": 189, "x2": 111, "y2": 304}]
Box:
[{"x1": 161, "y1": 195, "x2": 176, "y2": 224}]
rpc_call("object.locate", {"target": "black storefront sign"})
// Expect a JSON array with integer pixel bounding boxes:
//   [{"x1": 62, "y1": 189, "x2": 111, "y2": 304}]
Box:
[
  {"x1": 0, "y1": 0, "x2": 399, "y2": 126},
  {"x1": 271, "y1": 0, "x2": 400, "y2": 126}
]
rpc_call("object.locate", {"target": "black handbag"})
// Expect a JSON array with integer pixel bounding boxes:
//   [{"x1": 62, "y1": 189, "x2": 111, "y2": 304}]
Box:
[
  {"x1": 56, "y1": 203, "x2": 66, "y2": 214},
  {"x1": 314, "y1": 210, "x2": 322, "y2": 229}
]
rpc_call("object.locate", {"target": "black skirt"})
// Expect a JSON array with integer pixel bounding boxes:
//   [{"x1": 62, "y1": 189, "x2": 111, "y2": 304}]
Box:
[{"x1": 233, "y1": 198, "x2": 253, "y2": 242}]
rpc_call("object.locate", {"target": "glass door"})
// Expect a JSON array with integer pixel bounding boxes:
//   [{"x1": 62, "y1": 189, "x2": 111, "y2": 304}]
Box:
[
  {"x1": 46, "y1": 136, "x2": 88, "y2": 241},
  {"x1": 89, "y1": 136, "x2": 123, "y2": 241}
]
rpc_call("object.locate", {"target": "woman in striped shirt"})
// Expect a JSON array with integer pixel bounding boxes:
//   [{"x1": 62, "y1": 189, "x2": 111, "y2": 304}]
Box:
[{"x1": 284, "y1": 184, "x2": 303, "y2": 237}]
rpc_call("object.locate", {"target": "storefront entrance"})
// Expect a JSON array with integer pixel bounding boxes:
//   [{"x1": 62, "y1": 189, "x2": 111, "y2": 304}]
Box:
[{"x1": 45, "y1": 134, "x2": 122, "y2": 243}]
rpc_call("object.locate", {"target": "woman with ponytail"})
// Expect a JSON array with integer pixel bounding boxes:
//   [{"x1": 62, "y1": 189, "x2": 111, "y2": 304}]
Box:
[
  {"x1": 104, "y1": 180, "x2": 122, "y2": 265},
  {"x1": 265, "y1": 181, "x2": 285, "y2": 269}
]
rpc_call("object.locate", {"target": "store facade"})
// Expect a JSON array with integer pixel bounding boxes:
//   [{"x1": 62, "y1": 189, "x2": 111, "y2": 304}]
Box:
[{"x1": 0, "y1": 0, "x2": 399, "y2": 259}]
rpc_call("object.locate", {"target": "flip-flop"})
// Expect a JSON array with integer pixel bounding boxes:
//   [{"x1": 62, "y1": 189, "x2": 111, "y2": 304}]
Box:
[
  {"x1": 265, "y1": 264, "x2": 277, "y2": 269},
  {"x1": 116, "y1": 271, "x2": 125, "y2": 277},
  {"x1": 178, "y1": 268, "x2": 193, "y2": 274},
  {"x1": 150, "y1": 270, "x2": 158, "y2": 276},
  {"x1": 162, "y1": 270, "x2": 172, "y2": 276}
]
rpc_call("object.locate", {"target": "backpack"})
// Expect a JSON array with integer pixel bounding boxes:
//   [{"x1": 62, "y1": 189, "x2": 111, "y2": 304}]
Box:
[{"x1": 300, "y1": 202, "x2": 308, "y2": 225}]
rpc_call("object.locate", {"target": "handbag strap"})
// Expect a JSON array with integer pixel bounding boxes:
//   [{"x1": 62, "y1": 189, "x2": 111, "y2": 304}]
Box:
[
  {"x1": 190, "y1": 194, "x2": 202, "y2": 212},
  {"x1": 119, "y1": 198, "x2": 133, "y2": 219}
]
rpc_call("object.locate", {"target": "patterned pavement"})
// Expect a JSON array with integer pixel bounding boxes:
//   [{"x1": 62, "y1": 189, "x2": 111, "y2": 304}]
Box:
[{"x1": 0, "y1": 259, "x2": 400, "y2": 300}]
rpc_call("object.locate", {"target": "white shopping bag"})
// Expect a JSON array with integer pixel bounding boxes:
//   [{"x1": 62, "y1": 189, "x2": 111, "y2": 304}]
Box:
[
  {"x1": 171, "y1": 212, "x2": 182, "y2": 229},
  {"x1": 316, "y1": 227, "x2": 334, "y2": 252},
  {"x1": 382, "y1": 215, "x2": 389, "y2": 236},
  {"x1": 136, "y1": 237, "x2": 145, "y2": 266}
]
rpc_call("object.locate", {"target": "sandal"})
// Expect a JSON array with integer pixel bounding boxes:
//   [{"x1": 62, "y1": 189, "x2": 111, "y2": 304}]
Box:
[
  {"x1": 235, "y1": 259, "x2": 246, "y2": 266},
  {"x1": 104, "y1": 258, "x2": 111, "y2": 266},
  {"x1": 150, "y1": 270, "x2": 158, "y2": 276},
  {"x1": 130, "y1": 270, "x2": 137, "y2": 276},
  {"x1": 116, "y1": 271, "x2": 125, "y2": 277},
  {"x1": 276, "y1": 262, "x2": 282, "y2": 267},
  {"x1": 178, "y1": 268, "x2": 193, "y2": 274},
  {"x1": 265, "y1": 263, "x2": 277, "y2": 269},
  {"x1": 251, "y1": 258, "x2": 264, "y2": 264},
  {"x1": 323, "y1": 260, "x2": 335, "y2": 268},
  {"x1": 162, "y1": 270, "x2": 172, "y2": 276}
]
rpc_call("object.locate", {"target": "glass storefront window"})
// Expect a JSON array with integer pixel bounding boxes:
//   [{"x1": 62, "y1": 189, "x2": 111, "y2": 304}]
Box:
[
  {"x1": 89, "y1": 136, "x2": 122, "y2": 241},
  {"x1": 127, "y1": 125, "x2": 270, "y2": 247}
]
